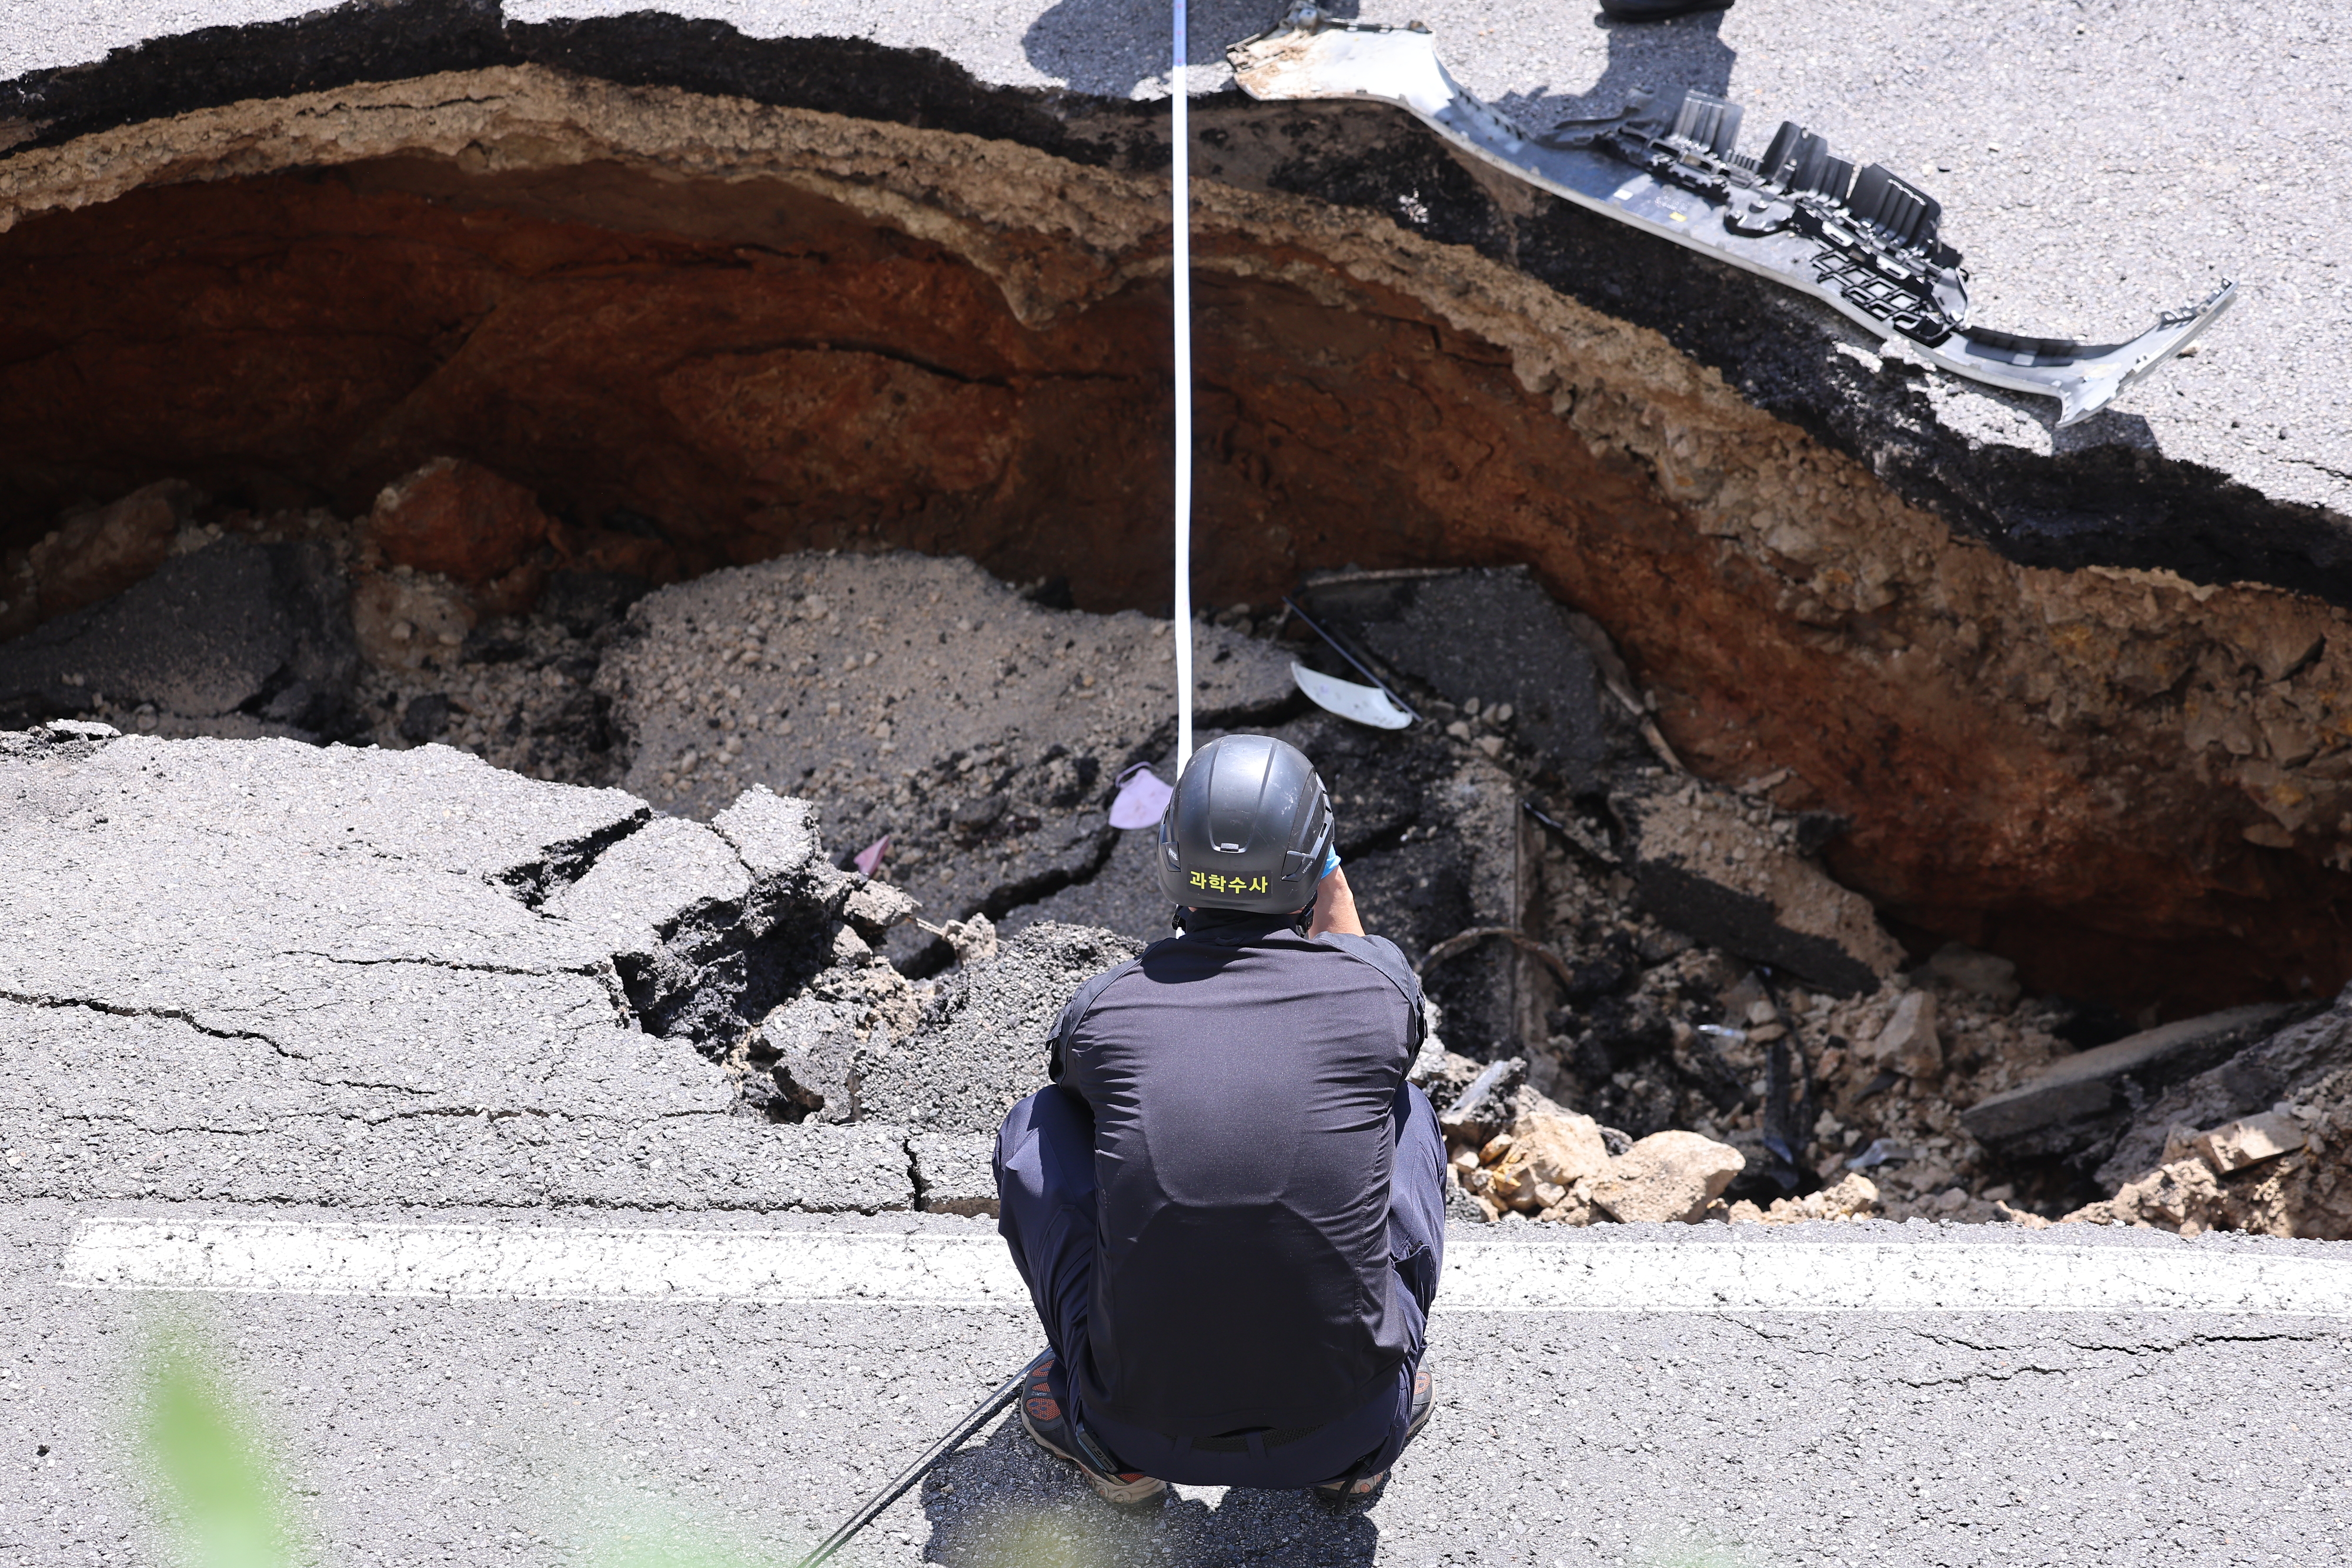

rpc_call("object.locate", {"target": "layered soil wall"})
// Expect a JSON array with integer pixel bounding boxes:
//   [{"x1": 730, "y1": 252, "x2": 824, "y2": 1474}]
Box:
[{"x1": 5, "y1": 66, "x2": 2352, "y2": 1012}]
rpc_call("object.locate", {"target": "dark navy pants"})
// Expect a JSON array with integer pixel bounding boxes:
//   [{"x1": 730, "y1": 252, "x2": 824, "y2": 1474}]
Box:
[{"x1": 994, "y1": 1078, "x2": 1446, "y2": 1489}]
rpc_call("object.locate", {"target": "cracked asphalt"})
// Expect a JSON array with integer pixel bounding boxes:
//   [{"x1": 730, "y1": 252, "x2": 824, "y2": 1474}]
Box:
[{"x1": 5, "y1": 724, "x2": 2352, "y2": 1565}]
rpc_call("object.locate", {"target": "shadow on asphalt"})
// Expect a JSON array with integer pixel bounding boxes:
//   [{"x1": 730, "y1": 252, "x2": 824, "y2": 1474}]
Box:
[
  {"x1": 1023, "y1": 0, "x2": 1329, "y2": 98},
  {"x1": 1494, "y1": 10, "x2": 1736, "y2": 127},
  {"x1": 920, "y1": 1420, "x2": 1381, "y2": 1564}
]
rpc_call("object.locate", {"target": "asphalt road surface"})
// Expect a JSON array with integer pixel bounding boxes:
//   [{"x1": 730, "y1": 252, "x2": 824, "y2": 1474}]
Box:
[
  {"x1": 9, "y1": 1201, "x2": 2352, "y2": 1566},
  {"x1": 6, "y1": 717, "x2": 2352, "y2": 1568},
  {"x1": 4, "y1": 0, "x2": 2339, "y2": 519}
]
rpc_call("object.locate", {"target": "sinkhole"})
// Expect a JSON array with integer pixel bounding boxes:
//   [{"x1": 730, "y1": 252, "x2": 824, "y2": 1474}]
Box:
[{"x1": 4, "y1": 39, "x2": 2352, "y2": 1068}]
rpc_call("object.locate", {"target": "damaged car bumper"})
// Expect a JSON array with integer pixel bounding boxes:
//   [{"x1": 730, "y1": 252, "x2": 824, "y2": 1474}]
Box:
[{"x1": 1229, "y1": 5, "x2": 2233, "y2": 427}]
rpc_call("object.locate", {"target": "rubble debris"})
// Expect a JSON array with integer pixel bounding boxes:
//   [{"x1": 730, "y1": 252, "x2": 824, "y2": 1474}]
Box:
[
  {"x1": 844, "y1": 880, "x2": 921, "y2": 942},
  {"x1": 12, "y1": 501, "x2": 2342, "y2": 1236},
  {"x1": 2192, "y1": 1112, "x2": 2306, "y2": 1175},
  {"x1": 1618, "y1": 781, "x2": 1904, "y2": 997},
  {"x1": 1486, "y1": 1092, "x2": 1614, "y2": 1213},
  {"x1": 2053, "y1": 991, "x2": 2352, "y2": 1239},
  {"x1": 2091, "y1": 995, "x2": 2352, "y2": 1189},
  {"x1": 920, "y1": 912, "x2": 1001, "y2": 969},
  {"x1": 1961, "y1": 1002, "x2": 2301, "y2": 1162},
  {"x1": 1726, "y1": 1172, "x2": 1883, "y2": 1225},
  {"x1": 1297, "y1": 567, "x2": 1626, "y2": 793},
  {"x1": 1438, "y1": 1059, "x2": 1529, "y2": 1146},
  {"x1": 1443, "y1": 1081, "x2": 1739, "y2": 1226},
  {"x1": 590, "y1": 551, "x2": 1291, "y2": 972},
  {"x1": 1591, "y1": 1131, "x2": 1746, "y2": 1223},
  {"x1": 856, "y1": 922, "x2": 1144, "y2": 1135},
  {"x1": 1872, "y1": 990, "x2": 1943, "y2": 1080}
]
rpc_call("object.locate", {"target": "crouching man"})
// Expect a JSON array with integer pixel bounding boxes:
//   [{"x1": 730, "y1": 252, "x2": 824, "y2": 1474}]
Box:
[{"x1": 993, "y1": 733, "x2": 1445, "y2": 1509}]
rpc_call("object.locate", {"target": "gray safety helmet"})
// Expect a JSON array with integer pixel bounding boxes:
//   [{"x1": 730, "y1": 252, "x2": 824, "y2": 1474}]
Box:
[{"x1": 1157, "y1": 734, "x2": 1336, "y2": 914}]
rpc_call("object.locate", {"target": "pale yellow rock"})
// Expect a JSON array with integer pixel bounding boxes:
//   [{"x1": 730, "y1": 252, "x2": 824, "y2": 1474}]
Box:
[
  {"x1": 1873, "y1": 990, "x2": 1943, "y2": 1078},
  {"x1": 2064, "y1": 1158, "x2": 2228, "y2": 1236},
  {"x1": 1758, "y1": 1171, "x2": 1882, "y2": 1223},
  {"x1": 1488, "y1": 1097, "x2": 1615, "y2": 1213},
  {"x1": 2194, "y1": 1111, "x2": 2307, "y2": 1174},
  {"x1": 1589, "y1": 1131, "x2": 1746, "y2": 1223}
]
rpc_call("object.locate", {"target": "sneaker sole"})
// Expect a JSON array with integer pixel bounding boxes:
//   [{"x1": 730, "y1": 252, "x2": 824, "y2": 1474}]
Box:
[
  {"x1": 1316, "y1": 1366, "x2": 1434, "y2": 1502},
  {"x1": 1020, "y1": 1408, "x2": 1168, "y2": 1509}
]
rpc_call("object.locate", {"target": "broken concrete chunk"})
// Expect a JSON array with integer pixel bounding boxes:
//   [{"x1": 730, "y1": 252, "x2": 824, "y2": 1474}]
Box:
[
  {"x1": 2064, "y1": 1158, "x2": 2230, "y2": 1236},
  {"x1": 545, "y1": 816, "x2": 750, "y2": 949},
  {"x1": 1872, "y1": 991, "x2": 1943, "y2": 1079},
  {"x1": 1487, "y1": 1095, "x2": 1613, "y2": 1209},
  {"x1": 2194, "y1": 1111, "x2": 2307, "y2": 1174},
  {"x1": 1727, "y1": 1171, "x2": 1882, "y2": 1224},
  {"x1": 1962, "y1": 1002, "x2": 2299, "y2": 1161},
  {"x1": 843, "y1": 880, "x2": 921, "y2": 940},
  {"x1": 1621, "y1": 782, "x2": 1903, "y2": 997},
  {"x1": 711, "y1": 784, "x2": 824, "y2": 885},
  {"x1": 1589, "y1": 1130, "x2": 1746, "y2": 1223},
  {"x1": 928, "y1": 912, "x2": 1000, "y2": 968},
  {"x1": 594, "y1": 551, "x2": 1292, "y2": 971},
  {"x1": 831, "y1": 924, "x2": 874, "y2": 967},
  {"x1": 1438, "y1": 1057, "x2": 1526, "y2": 1145},
  {"x1": 857, "y1": 921, "x2": 1140, "y2": 1134},
  {"x1": 2093, "y1": 997, "x2": 2350, "y2": 1188},
  {"x1": 760, "y1": 995, "x2": 863, "y2": 1123},
  {"x1": 910, "y1": 1131, "x2": 1000, "y2": 1217}
]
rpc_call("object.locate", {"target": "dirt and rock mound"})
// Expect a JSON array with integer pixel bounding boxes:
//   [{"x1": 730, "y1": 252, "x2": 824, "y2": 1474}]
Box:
[{"x1": 12, "y1": 483, "x2": 2352, "y2": 1234}]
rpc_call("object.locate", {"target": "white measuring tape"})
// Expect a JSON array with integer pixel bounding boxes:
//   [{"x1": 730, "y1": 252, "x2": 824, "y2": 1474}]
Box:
[{"x1": 1171, "y1": 0, "x2": 1196, "y2": 775}]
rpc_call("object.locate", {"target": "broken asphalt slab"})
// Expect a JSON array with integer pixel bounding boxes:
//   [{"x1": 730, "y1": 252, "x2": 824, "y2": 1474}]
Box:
[
  {"x1": 0, "y1": 724, "x2": 917, "y2": 1212},
  {"x1": 1963, "y1": 1001, "x2": 2306, "y2": 1166},
  {"x1": 592, "y1": 551, "x2": 1293, "y2": 972}
]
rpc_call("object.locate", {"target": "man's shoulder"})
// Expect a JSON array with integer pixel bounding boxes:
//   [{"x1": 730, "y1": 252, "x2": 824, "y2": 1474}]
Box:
[{"x1": 1311, "y1": 931, "x2": 1421, "y2": 1008}]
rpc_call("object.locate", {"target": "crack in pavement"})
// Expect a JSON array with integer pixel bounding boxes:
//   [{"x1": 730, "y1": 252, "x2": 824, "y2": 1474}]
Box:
[{"x1": 0, "y1": 987, "x2": 303, "y2": 1057}]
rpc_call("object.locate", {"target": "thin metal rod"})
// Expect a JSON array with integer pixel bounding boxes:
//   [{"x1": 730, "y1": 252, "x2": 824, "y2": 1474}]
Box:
[
  {"x1": 1279, "y1": 596, "x2": 1424, "y2": 721},
  {"x1": 793, "y1": 1369, "x2": 1023, "y2": 1568},
  {"x1": 1172, "y1": 0, "x2": 1196, "y2": 775}
]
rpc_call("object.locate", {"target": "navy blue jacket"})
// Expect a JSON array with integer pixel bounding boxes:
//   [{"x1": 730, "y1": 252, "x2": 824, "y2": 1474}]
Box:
[{"x1": 1048, "y1": 910, "x2": 1424, "y2": 1437}]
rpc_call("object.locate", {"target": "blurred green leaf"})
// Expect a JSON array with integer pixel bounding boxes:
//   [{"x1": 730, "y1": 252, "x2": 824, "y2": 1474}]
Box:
[
  {"x1": 583, "y1": 1496, "x2": 801, "y2": 1568},
  {"x1": 138, "y1": 1330, "x2": 300, "y2": 1568}
]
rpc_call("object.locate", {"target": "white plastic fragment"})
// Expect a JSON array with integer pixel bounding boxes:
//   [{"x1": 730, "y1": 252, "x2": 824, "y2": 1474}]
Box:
[{"x1": 1291, "y1": 661, "x2": 1413, "y2": 729}]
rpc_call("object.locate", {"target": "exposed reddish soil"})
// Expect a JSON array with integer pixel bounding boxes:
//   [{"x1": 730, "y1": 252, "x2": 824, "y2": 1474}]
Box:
[{"x1": 3, "y1": 97, "x2": 2350, "y2": 1014}]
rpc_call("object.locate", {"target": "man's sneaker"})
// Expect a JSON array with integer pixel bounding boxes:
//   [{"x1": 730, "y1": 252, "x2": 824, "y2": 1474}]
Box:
[
  {"x1": 1314, "y1": 1362, "x2": 1435, "y2": 1506},
  {"x1": 1017, "y1": 1350, "x2": 1167, "y2": 1509}
]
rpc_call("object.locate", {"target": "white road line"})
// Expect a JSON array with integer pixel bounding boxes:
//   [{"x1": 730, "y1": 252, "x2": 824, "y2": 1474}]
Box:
[{"x1": 59, "y1": 1218, "x2": 2352, "y2": 1315}]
